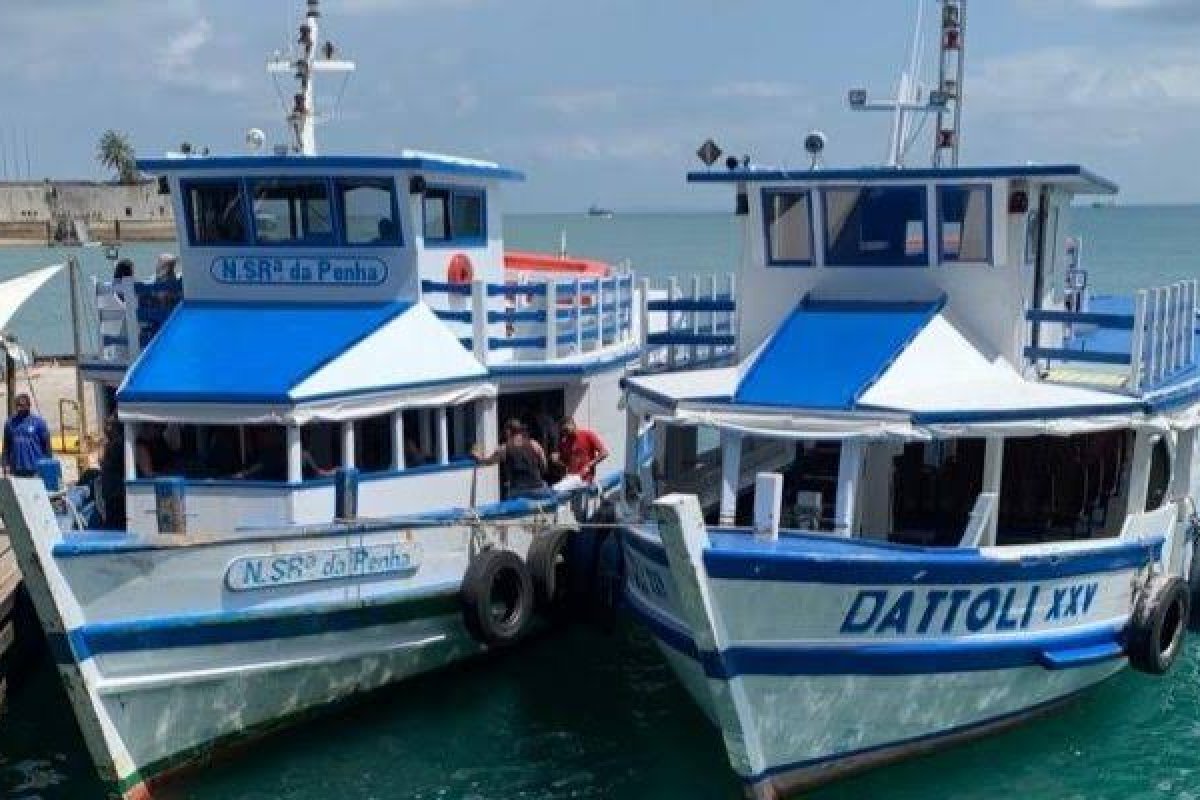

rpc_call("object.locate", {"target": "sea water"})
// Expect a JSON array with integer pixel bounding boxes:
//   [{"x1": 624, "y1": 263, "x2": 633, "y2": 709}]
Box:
[{"x1": 1, "y1": 207, "x2": 1199, "y2": 800}]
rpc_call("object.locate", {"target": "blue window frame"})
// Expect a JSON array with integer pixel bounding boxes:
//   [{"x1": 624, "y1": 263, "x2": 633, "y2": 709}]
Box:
[
  {"x1": 249, "y1": 178, "x2": 336, "y2": 245},
  {"x1": 938, "y1": 184, "x2": 992, "y2": 264},
  {"x1": 423, "y1": 186, "x2": 486, "y2": 246},
  {"x1": 182, "y1": 179, "x2": 251, "y2": 246},
  {"x1": 822, "y1": 185, "x2": 928, "y2": 267},
  {"x1": 762, "y1": 189, "x2": 815, "y2": 267},
  {"x1": 336, "y1": 177, "x2": 402, "y2": 246}
]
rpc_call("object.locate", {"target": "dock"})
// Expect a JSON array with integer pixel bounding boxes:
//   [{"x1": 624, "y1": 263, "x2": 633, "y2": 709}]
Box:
[{"x1": 0, "y1": 532, "x2": 18, "y2": 710}]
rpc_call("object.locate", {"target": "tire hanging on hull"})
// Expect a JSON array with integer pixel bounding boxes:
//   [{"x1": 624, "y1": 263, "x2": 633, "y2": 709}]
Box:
[{"x1": 460, "y1": 549, "x2": 534, "y2": 646}]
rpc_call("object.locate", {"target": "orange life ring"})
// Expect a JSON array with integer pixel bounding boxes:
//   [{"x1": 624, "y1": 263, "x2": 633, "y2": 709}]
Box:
[{"x1": 447, "y1": 253, "x2": 474, "y2": 284}]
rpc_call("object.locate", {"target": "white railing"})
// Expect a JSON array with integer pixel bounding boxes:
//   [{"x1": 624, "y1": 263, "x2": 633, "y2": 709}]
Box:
[
  {"x1": 1133, "y1": 279, "x2": 1199, "y2": 392},
  {"x1": 421, "y1": 273, "x2": 637, "y2": 366},
  {"x1": 640, "y1": 273, "x2": 737, "y2": 372}
]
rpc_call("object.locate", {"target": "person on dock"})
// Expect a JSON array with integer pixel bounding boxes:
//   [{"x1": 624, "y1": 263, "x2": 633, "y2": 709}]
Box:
[
  {"x1": 553, "y1": 416, "x2": 609, "y2": 484},
  {"x1": 3, "y1": 393, "x2": 52, "y2": 478},
  {"x1": 472, "y1": 419, "x2": 550, "y2": 500}
]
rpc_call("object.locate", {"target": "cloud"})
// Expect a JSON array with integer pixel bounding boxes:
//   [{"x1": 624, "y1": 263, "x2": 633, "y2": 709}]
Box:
[
  {"x1": 341, "y1": 0, "x2": 486, "y2": 14},
  {"x1": 530, "y1": 89, "x2": 626, "y2": 116},
  {"x1": 710, "y1": 81, "x2": 804, "y2": 100},
  {"x1": 1075, "y1": 0, "x2": 1200, "y2": 21},
  {"x1": 972, "y1": 45, "x2": 1200, "y2": 113}
]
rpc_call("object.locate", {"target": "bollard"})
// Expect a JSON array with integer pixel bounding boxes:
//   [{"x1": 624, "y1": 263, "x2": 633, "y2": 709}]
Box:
[
  {"x1": 334, "y1": 467, "x2": 359, "y2": 521},
  {"x1": 154, "y1": 476, "x2": 187, "y2": 535},
  {"x1": 36, "y1": 457, "x2": 63, "y2": 492},
  {"x1": 754, "y1": 472, "x2": 783, "y2": 542}
]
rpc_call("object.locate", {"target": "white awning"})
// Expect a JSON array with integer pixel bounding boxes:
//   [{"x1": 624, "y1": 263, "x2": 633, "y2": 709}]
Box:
[{"x1": 0, "y1": 264, "x2": 62, "y2": 333}]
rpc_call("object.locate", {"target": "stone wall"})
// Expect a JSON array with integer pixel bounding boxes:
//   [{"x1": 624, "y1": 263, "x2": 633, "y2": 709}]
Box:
[{"x1": 0, "y1": 180, "x2": 174, "y2": 243}]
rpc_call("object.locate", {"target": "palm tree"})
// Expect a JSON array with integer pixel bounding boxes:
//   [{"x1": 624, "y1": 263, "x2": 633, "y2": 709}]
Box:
[{"x1": 96, "y1": 130, "x2": 138, "y2": 184}]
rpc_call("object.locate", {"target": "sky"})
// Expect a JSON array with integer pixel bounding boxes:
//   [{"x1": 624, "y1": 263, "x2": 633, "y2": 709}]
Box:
[{"x1": 3, "y1": 0, "x2": 1200, "y2": 211}]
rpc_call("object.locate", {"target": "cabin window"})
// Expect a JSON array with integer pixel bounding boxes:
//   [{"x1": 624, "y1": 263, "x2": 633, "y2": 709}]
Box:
[
  {"x1": 938, "y1": 185, "x2": 991, "y2": 263},
  {"x1": 1146, "y1": 435, "x2": 1171, "y2": 512},
  {"x1": 423, "y1": 187, "x2": 486, "y2": 245},
  {"x1": 823, "y1": 186, "x2": 927, "y2": 267},
  {"x1": 338, "y1": 178, "x2": 401, "y2": 245},
  {"x1": 762, "y1": 189, "x2": 814, "y2": 266},
  {"x1": 185, "y1": 181, "x2": 248, "y2": 245},
  {"x1": 354, "y1": 414, "x2": 394, "y2": 473},
  {"x1": 251, "y1": 179, "x2": 334, "y2": 244}
]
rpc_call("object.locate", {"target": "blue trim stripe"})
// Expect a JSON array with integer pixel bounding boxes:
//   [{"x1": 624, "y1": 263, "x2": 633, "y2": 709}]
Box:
[
  {"x1": 686, "y1": 164, "x2": 1118, "y2": 194},
  {"x1": 139, "y1": 155, "x2": 525, "y2": 182},
  {"x1": 702, "y1": 536, "x2": 1161, "y2": 584},
  {"x1": 65, "y1": 585, "x2": 461, "y2": 660},
  {"x1": 622, "y1": 587, "x2": 1128, "y2": 680}
]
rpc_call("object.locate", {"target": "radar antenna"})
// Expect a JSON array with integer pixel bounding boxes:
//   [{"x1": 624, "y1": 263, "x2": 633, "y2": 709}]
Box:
[
  {"x1": 266, "y1": 0, "x2": 356, "y2": 155},
  {"x1": 846, "y1": 0, "x2": 967, "y2": 168}
]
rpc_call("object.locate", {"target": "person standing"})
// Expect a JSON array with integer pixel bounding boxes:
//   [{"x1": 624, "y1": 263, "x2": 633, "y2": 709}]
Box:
[
  {"x1": 553, "y1": 416, "x2": 609, "y2": 484},
  {"x1": 3, "y1": 393, "x2": 52, "y2": 477},
  {"x1": 473, "y1": 419, "x2": 549, "y2": 500}
]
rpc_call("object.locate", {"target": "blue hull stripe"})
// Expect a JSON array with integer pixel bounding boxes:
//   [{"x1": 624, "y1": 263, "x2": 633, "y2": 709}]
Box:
[
  {"x1": 64, "y1": 584, "x2": 461, "y2": 661},
  {"x1": 623, "y1": 527, "x2": 1160, "y2": 585},
  {"x1": 702, "y1": 543, "x2": 1158, "y2": 584},
  {"x1": 622, "y1": 585, "x2": 1128, "y2": 678}
]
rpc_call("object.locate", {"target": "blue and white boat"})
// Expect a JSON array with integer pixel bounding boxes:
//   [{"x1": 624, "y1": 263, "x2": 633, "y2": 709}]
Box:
[
  {"x1": 617, "y1": 3, "x2": 1200, "y2": 796},
  {"x1": 0, "y1": 3, "x2": 641, "y2": 797}
]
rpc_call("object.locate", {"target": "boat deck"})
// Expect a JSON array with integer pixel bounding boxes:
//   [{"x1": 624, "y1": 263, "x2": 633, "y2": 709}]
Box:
[{"x1": 1037, "y1": 289, "x2": 1200, "y2": 400}]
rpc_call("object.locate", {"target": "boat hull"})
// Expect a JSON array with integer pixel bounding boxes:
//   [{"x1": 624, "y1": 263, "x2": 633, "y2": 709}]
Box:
[
  {"x1": 621, "y1": 495, "x2": 1172, "y2": 797},
  {"x1": 0, "y1": 477, "x2": 564, "y2": 798}
]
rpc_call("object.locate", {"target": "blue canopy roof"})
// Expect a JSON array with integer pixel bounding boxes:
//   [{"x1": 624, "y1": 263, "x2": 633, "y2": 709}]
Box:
[
  {"x1": 119, "y1": 302, "x2": 409, "y2": 405},
  {"x1": 734, "y1": 298, "x2": 943, "y2": 410}
]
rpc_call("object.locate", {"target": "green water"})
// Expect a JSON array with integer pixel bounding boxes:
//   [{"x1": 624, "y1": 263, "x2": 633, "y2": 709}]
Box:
[{"x1": 2, "y1": 208, "x2": 1200, "y2": 799}]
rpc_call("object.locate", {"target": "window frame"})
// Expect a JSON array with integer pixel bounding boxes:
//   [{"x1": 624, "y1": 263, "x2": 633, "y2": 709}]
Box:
[
  {"x1": 422, "y1": 184, "x2": 488, "y2": 248},
  {"x1": 247, "y1": 177, "x2": 339, "y2": 247},
  {"x1": 936, "y1": 183, "x2": 993, "y2": 266},
  {"x1": 181, "y1": 178, "x2": 253, "y2": 247},
  {"x1": 761, "y1": 188, "x2": 816, "y2": 268},
  {"x1": 334, "y1": 177, "x2": 403, "y2": 248},
  {"x1": 820, "y1": 184, "x2": 930, "y2": 268}
]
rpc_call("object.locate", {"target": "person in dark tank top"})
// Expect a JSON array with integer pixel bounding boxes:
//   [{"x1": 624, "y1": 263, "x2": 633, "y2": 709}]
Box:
[{"x1": 472, "y1": 418, "x2": 550, "y2": 500}]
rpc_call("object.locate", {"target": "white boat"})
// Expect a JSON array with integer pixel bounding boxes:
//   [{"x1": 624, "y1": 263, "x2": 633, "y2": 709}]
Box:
[
  {"x1": 0, "y1": 3, "x2": 641, "y2": 797},
  {"x1": 616, "y1": 2, "x2": 1200, "y2": 796}
]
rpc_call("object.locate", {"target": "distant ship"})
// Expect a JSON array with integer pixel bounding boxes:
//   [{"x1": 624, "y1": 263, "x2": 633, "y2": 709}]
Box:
[{"x1": 587, "y1": 204, "x2": 614, "y2": 218}]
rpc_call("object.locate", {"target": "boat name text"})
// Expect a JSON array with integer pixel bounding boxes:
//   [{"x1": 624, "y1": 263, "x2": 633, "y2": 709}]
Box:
[
  {"x1": 840, "y1": 581, "x2": 1099, "y2": 636},
  {"x1": 211, "y1": 256, "x2": 388, "y2": 286},
  {"x1": 225, "y1": 541, "x2": 421, "y2": 591}
]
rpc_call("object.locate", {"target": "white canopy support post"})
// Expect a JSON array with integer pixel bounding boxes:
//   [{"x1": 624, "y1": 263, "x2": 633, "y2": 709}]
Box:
[
  {"x1": 981, "y1": 436, "x2": 1004, "y2": 546},
  {"x1": 475, "y1": 397, "x2": 498, "y2": 453},
  {"x1": 754, "y1": 472, "x2": 783, "y2": 541},
  {"x1": 123, "y1": 422, "x2": 137, "y2": 481},
  {"x1": 471, "y1": 279, "x2": 488, "y2": 365},
  {"x1": 834, "y1": 439, "x2": 866, "y2": 537},
  {"x1": 623, "y1": 408, "x2": 641, "y2": 478},
  {"x1": 1130, "y1": 290, "x2": 1148, "y2": 393},
  {"x1": 719, "y1": 430, "x2": 743, "y2": 527},
  {"x1": 667, "y1": 277, "x2": 680, "y2": 369},
  {"x1": 436, "y1": 407, "x2": 449, "y2": 464},
  {"x1": 341, "y1": 420, "x2": 356, "y2": 469},
  {"x1": 545, "y1": 279, "x2": 558, "y2": 361},
  {"x1": 391, "y1": 410, "x2": 406, "y2": 470},
  {"x1": 638, "y1": 277, "x2": 651, "y2": 368},
  {"x1": 1127, "y1": 429, "x2": 1157, "y2": 516},
  {"x1": 286, "y1": 424, "x2": 303, "y2": 483}
]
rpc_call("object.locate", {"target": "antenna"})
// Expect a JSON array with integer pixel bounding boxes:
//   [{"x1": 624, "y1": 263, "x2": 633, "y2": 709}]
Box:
[
  {"x1": 847, "y1": 0, "x2": 963, "y2": 168},
  {"x1": 266, "y1": 0, "x2": 355, "y2": 155},
  {"x1": 932, "y1": 0, "x2": 966, "y2": 167}
]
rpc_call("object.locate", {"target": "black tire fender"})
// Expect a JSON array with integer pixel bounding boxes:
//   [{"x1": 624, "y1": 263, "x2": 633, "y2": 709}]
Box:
[
  {"x1": 460, "y1": 549, "x2": 533, "y2": 647},
  {"x1": 527, "y1": 528, "x2": 573, "y2": 614},
  {"x1": 1128, "y1": 575, "x2": 1190, "y2": 676}
]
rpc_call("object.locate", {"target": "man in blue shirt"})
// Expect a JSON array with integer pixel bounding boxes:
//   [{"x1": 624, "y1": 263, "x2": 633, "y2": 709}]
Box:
[{"x1": 4, "y1": 393, "x2": 52, "y2": 477}]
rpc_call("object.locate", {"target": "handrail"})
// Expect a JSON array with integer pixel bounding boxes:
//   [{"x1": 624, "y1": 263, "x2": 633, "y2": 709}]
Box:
[{"x1": 959, "y1": 492, "x2": 998, "y2": 548}]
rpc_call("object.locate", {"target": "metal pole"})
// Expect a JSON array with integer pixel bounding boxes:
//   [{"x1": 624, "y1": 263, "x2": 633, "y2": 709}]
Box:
[{"x1": 68, "y1": 257, "x2": 88, "y2": 450}]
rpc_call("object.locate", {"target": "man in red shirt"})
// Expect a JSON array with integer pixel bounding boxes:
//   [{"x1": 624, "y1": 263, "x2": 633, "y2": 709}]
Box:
[{"x1": 554, "y1": 416, "x2": 609, "y2": 484}]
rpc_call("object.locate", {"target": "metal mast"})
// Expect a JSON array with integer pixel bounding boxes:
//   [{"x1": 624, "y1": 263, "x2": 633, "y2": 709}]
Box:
[
  {"x1": 932, "y1": 0, "x2": 966, "y2": 167},
  {"x1": 267, "y1": 0, "x2": 355, "y2": 156}
]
